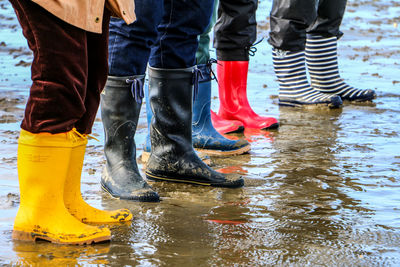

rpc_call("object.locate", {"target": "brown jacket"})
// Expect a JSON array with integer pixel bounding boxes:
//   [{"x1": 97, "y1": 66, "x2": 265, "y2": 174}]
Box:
[{"x1": 31, "y1": 0, "x2": 135, "y2": 33}]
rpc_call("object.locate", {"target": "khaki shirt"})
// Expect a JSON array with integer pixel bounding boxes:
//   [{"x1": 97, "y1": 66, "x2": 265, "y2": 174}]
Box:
[{"x1": 32, "y1": 0, "x2": 135, "y2": 33}]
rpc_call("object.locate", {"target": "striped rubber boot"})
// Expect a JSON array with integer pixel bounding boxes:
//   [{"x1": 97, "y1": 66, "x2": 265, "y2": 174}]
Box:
[
  {"x1": 273, "y1": 49, "x2": 342, "y2": 108},
  {"x1": 306, "y1": 35, "x2": 376, "y2": 102}
]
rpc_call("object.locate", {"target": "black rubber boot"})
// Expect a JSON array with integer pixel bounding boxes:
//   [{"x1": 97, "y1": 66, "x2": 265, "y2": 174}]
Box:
[
  {"x1": 100, "y1": 75, "x2": 160, "y2": 201},
  {"x1": 145, "y1": 66, "x2": 244, "y2": 188}
]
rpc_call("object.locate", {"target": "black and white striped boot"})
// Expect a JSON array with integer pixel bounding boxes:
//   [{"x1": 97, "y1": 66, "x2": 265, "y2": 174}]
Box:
[
  {"x1": 306, "y1": 35, "x2": 376, "y2": 102},
  {"x1": 273, "y1": 49, "x2": 342, "y2": 108}
]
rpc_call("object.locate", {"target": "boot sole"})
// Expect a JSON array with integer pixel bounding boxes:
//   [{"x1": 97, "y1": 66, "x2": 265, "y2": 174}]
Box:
[
  {"x1": 12, "y1": 230, "x2": 110, "y2": 245},
  {"x1": 145, "y1": 172, "x2": 211, "y2": 186},
  {"x1": 222, "y1": 125, "x2": 245, "y2": 134},
  {"x1": 261, "y1": 122, "x2": 280, "y2": 130},
  {"x1": 195, "y1": 144, "x2": 251, "y2": 157},
  {"x1": 279, "y1": 100, "x2": 342, "y2": 109},
  {"x1": 341, "y1": 94, "x2": 377, "y2": 102},
  {"x1": 101, "y1": 182, "x2": 160, "y2": 202},
  {"x1": 145, "y1": 172, "x2": 244, "y2": 188}
]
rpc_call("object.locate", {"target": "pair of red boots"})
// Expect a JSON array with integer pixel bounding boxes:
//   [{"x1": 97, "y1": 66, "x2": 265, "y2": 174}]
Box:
[{"x1": 211, "y1": 60, "x2": 279, "y2": 134}]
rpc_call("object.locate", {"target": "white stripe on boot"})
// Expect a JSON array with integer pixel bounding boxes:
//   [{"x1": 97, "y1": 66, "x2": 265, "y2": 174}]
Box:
[
  {"x1": 273, "y1": 49, "x2": 342, "y2": 108},
  {"x1": 306, "y1": 35, "x2": 376, "y2": 102}
]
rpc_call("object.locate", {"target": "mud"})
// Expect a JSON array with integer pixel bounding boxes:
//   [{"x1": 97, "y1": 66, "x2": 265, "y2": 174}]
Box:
[{"x1": 1, "y1": 0, "x2": 400, "y2": 266}]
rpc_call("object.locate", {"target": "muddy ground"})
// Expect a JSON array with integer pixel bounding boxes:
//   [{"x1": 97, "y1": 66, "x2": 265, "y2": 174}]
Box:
[{"x1": 0, "y1": 0, "x2": 399, "y2": 266}]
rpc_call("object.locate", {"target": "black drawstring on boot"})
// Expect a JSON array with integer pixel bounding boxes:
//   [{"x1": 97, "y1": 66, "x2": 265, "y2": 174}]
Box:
[
  {"x1": 206, "y1": 58, "x2": 219, "y2": 84},
  {"x1": 246, "y1": 37, "x2": 264, "y2": 56},
  {"x1": 192, "y1": 67, "x2": 204, "y2": 101},
  {"x1": 126, "y1": 77, "x2": 144, "y2": 104}
]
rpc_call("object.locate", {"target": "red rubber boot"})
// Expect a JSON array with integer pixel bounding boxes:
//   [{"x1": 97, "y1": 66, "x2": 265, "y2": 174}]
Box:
[
  {"x1": 210, "y1": 110, "x2": 244, "y2": 134},
  {"x1": 216, "y1": 61, "x2": 279, "y2": 130}
]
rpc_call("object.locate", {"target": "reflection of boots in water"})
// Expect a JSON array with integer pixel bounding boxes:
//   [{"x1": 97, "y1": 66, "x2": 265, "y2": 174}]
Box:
[
  {"x1": 145, "y1": 66, "x2": 244, "y2": 188},
  {"x1": 305, "y1": 35, "x2": 376, "y2": 102},
  {"x1": 243, "y1": 128, "x2": 275, "y2": 143},
  {"x1": 192, "y1": 64, "x2": 250, "y2": 157},
  {"x1": 216, "y1": 60, "x2": 279, "y2": 130},
  {"x1": 13, "y1": 130, "x2": 110, "y2": 245},
  {"x1": 216, "y1": 165, "x2": 248, "y2": 175},
  {"x1": 100, "y1": 75, "x2": 159, "y2": 202},
  {"x1": 13, "y1": 240, "x2": 110, "y2": 265}
]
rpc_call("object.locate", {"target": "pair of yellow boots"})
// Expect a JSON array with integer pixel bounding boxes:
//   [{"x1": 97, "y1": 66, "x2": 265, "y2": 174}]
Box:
[{"x1": 13, "y1": 129, "x2": 133, "y2": 245}]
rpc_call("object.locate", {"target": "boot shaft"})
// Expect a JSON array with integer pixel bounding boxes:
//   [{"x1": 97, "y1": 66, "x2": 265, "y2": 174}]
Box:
[
  {"x1": 101, "y1": 75, "x2": 144, "y2": 160},
  {"x1": 272, "y1": 49, "x2": 310, "y2": 90},
  {"x1": 17, "y1": 129, "x2": 86, "y2": 208},
  {"x1": 305, "y1": 35, "x2": 341, "y2": 85},
  {"x1": 148, "y1": 66, "x2": 196, "y2": 153},
  {"x1": 216, "y1": 60, "x2": 250, "y2": 108}
]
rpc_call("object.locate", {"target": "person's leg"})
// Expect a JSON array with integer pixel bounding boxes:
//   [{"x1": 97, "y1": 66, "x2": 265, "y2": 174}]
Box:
[
  {"x1": 145, "y1": 0, "x2": 244, "y2": 187},
  {"x1": 268, "y1": 0, "x2": 342, "y2": 108},
  {"x1": 189, "y1": 0, "x2": 251, "y2": 155},
  {"x1": 214, "y1": 0, "x2": 279, "y2": 129},
  {"x1": 305, "y1": 0, "x2": 376, "y2": 102},
  {"x1": 10, "y1": 0, "x2": 111, "y2": 244},
  {"x1": 100, "y1": 0, "x2": 163, "y2": 201},
  {"x1": 64, "y1": 14, "x2": 133, "y2": 223}
]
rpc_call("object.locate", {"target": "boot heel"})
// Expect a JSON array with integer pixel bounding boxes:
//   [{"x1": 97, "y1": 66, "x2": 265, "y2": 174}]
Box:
[{"x1": 12, "y1": 230, "x2": 36, "y2": 242}]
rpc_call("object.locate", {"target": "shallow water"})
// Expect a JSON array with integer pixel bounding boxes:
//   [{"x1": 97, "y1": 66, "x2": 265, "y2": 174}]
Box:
[{"x1": 0, "y1": 0, "x2": 399, "y2": 266}]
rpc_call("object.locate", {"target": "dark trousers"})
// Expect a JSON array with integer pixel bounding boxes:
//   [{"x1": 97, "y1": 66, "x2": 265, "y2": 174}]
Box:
[
  {"x1": 214, "y1": 0, "x2": 258, "y2": 61},
  {"x1": 108, "y1": 0, "x2": 214, "y2": 76},
  {"x1": 268, "y1": 0, "x2": 347, "y2": 51},
  {"x1": 10, "y1": 0, "x2": 110, "y2": 134}
]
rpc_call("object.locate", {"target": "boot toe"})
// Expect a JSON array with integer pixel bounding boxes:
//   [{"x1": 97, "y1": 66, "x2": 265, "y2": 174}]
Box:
[
  {"x1": 102, "y1": 182, "x2": 160, "y2": 202},
  {"x1": 123, "y1": 188, "x2": 160, "y2": 202},
  {"x1": 101, "y1": 167, "x2": 160, "y2": 202},
  {"x1": 328, "y1": 95, "x2": 343, "y2": 108},
  {"x1": 194, "y1": 136, "x2": 251, "y2": 156},
  {"x1": 350, "y1": 89, "x2": 376, "y2": 102},
  {"x1": 212, "y1": 173, "x2": 244, "y2": 188}
]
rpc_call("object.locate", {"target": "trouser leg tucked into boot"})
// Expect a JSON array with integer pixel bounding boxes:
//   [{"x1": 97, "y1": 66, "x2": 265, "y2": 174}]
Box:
[
  {"x1": 305, "y1": 35, "x2": 376, "y2": 102},
  {"x1": 192, "y1": 64, "x2": 250, "y2": 156},
  {"x1": 64, "y1": 131, "x2": 133, "y2": 223},
  {"x1": 273, "y1": 48, "x2": 343, "y2": 108},
  {"x1": 216, "y1": 61, "x2": 279, "y2": 130},
  {"x1": 100, "y1": 75, "x2": 159, "y2": 202},
  {"x1": 145, "y1": 66, "x2": 244, "y2": 188},
  {"x1": 13, "y1": 129, "x2": 110, "y2": 245}
]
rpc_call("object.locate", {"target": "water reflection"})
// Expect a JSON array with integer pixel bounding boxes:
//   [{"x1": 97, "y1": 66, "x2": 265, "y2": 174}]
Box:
[
  {"x1": 13, "y1": 240, "x2": 110, "y2": 265},
  {"x1": 260, "y1": 106, "x2": 374, "y2": 264}
]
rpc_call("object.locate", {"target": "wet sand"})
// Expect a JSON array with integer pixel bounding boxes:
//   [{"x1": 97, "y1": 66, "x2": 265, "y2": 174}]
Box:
[{"x1": 1, "y1": 0, "x2": 399, "y2": 265}]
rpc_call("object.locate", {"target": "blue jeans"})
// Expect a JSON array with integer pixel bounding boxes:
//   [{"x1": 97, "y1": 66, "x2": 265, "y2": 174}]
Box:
[{"x1": 108, "y1": 0, "x2": 214, "y2": 76}]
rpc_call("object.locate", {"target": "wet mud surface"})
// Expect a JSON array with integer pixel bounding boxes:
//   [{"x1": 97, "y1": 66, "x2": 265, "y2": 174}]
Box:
[{"x1": 0, "y1": 0, "x2": 400, "y2": 266}]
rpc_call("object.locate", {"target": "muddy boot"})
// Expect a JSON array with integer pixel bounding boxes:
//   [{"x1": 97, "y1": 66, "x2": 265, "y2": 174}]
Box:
[
  {"x1": 100, "y1": 75, "x2": 159, "y2": 202},
  {"x1": 13, "y1": 129, "x2": 110, "y2": 245},
  {"x1": 145, "y1": 66, "x2": 244, "y2": 188},
  {"x1": 192, "y1": 64, "x2": 250, "y2": 156},
  {"x1": 64, "y1": 132, "x2": 133, "y2": 223},
  {"x1": 272, "y1": 48, "x2": 343, "y2": 108},
  {"x1": 142, "y1": 84, "x2": 212, "y2": 165},
  {"x1": 305, "y1": 35, "x2": 376, "y2": 102}
]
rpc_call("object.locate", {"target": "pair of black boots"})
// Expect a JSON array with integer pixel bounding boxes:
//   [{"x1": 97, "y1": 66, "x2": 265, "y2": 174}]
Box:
[{"x1": 100, "y1": 66, "x2": 243, "y2": 202}]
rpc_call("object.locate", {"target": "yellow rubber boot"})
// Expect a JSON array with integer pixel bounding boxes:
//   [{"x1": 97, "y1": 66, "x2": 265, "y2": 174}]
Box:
[
  {"x1": 12, "y1": 129, "x2": 110, "y2": 245},
  {"x1": 64, "y1": 131, "x2": 133, "y2": 223}
]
